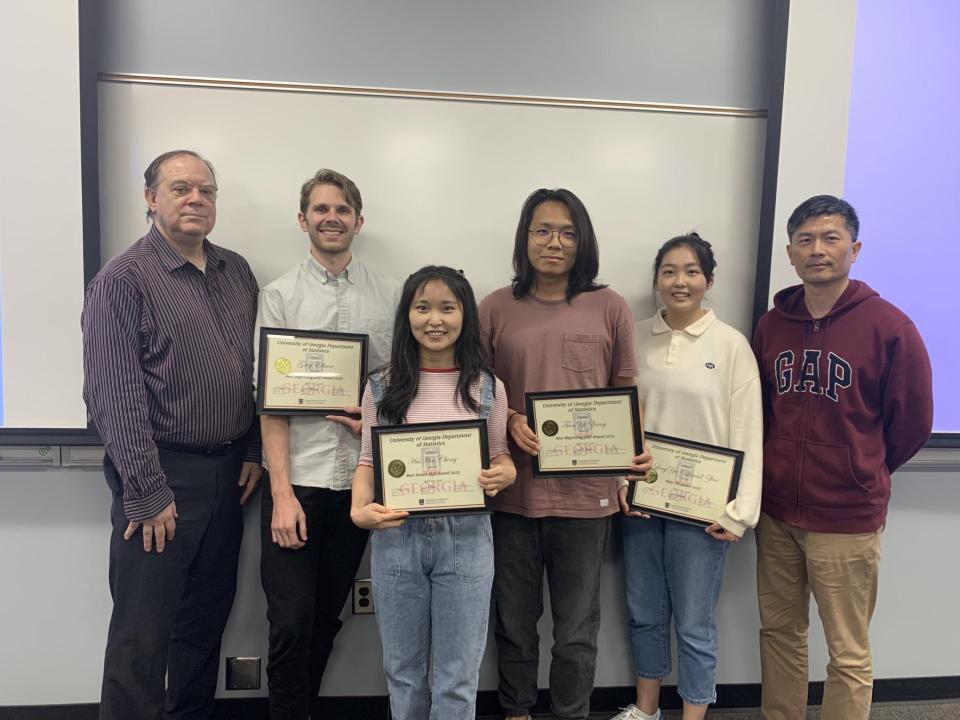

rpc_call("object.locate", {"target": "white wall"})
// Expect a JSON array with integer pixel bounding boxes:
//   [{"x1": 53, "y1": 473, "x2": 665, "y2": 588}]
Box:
[
  {"x1": 96, "y1": 80, "x2": 766, "y2": 336},
  {"x1": 2, "y1": 453, "x2": 957, "y2": 704}
]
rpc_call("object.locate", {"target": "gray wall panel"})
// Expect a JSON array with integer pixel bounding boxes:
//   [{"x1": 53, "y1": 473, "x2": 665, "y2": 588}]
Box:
[{"x1": 96, "y1": 0, "x2": 777, "y2": 108}]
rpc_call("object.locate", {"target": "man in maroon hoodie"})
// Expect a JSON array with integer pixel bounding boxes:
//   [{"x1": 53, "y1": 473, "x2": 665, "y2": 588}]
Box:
[{"x1": 752, "y1": 195, "x2": 933, "y2": 720}]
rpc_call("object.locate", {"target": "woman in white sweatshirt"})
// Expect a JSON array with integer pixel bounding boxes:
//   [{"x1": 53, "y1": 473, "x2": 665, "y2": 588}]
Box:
[{"x1": 611, "y1": 233, "x2": 762, "y2": 720}]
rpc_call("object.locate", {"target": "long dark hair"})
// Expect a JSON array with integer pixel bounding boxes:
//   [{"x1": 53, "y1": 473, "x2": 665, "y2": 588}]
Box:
[
  {"x1": 510, "y1": 188, "x2": 606, "y2": 301},
  {"x1": 378, "y1": 266, "x2": 494, "y2": 424}
]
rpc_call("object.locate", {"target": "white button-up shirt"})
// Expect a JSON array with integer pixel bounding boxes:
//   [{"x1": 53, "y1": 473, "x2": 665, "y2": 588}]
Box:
[{"x1": 255, "y1": 254, "x2": 401, "y2": 489}]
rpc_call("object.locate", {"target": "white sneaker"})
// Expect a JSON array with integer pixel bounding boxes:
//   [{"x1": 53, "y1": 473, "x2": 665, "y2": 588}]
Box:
[{"x1": 608, "y1": 704, "x2": 661, "y2": 720}]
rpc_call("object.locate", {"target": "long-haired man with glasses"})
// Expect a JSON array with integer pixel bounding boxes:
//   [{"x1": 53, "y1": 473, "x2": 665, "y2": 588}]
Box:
[{"x1": 479, "y1": 188, "x2": 652, "y2": 720}]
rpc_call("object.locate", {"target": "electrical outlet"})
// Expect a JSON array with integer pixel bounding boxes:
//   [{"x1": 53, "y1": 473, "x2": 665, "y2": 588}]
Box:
[
  {"x1": 225, "y1": 656, "x2": 261, "y2": 690},
  {"x1": 352, "y1": 578, "x2": 375, "y2": 615}
]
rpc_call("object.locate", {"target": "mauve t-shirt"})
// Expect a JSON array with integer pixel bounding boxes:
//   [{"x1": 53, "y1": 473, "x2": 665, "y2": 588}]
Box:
[{"x1": 479, "y1": 286, "x2": 637, "y2": 518}]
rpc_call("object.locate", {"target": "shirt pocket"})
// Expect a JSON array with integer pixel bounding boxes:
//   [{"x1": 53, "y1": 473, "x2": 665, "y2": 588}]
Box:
[{"x1": 561, "y1": 333, "x2": 601, "y2": 373}]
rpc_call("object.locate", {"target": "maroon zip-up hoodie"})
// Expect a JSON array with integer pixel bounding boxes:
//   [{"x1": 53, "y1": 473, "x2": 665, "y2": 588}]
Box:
[{"x1": 752, "y1": 280, "x2": 933, "y2": 533}]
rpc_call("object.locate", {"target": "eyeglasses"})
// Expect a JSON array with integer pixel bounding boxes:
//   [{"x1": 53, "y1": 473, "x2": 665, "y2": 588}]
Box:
[{"x1": 528, "y1": 227, "x2": 578, "y2": 247}]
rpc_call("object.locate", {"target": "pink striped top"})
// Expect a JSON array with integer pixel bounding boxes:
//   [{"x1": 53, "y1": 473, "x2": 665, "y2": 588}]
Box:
[{"x1": 359, "y1": 368, "x2": 509, "y2": 466}]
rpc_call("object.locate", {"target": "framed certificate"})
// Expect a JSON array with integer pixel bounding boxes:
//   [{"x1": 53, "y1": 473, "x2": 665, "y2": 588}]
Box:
[
  {"x1": 525, "y1": 387, "x2": 642, "y2": 478},
  {"x1": 257, "y1": 327, "x2": 368, "y2": 415},
  {"x1": 372, "y1": 419, "x2": 492, "y2": 516},
  {"x1": 627, "y1": 432, "x2": 743, "y2": 526}
]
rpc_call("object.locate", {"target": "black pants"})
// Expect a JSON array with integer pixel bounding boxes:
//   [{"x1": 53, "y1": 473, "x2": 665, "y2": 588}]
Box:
[
  {"x1": 492, "y1": 512, "x2": 611, "y2": 720},
  {"x1": 260, "y1": 485, "x2": 369, "y2": 720},
  {"x1": 99, "y1": 446, "x2": 244, "y2": 720}
]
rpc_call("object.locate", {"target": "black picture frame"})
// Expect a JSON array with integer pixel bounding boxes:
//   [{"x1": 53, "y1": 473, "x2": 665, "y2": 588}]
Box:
[
  {"x1": 256, "y1": 327, "x2": 368, "y2": 416},
  {"x1": 627, "y1": 431, "x2": 743, "y2": 527},
  {"x1": 525, "y1": 386, "x2": 643, "y2": 478},
  {"x1": 372, "y1": 419, "x2": 492, "y2": 516}
]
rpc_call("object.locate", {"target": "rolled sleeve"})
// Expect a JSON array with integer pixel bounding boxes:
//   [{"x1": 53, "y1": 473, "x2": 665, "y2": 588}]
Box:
[{"x1": 610, "y1": 298, "x2": 638, "y2": 381}]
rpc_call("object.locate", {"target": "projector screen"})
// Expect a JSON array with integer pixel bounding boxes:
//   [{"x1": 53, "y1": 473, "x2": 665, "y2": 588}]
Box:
[
  {"x1": 843, "y1": 1, "x2": 959, "y2": 433},
  {"x1": 0, "y1": 0, "x2": 90, "y2": 433},
  {"x1": 765, "y1": 0, "x2": 956, "y2": 440}
]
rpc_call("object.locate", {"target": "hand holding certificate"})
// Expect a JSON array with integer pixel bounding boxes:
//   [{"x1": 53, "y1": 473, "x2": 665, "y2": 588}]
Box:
[
  {"x1": 507, "y1": 411, "x2": 540, "y2": 455},
  {"x1": 626, "y1": 432, "x2": 743, "y2": 526},
  {"x1": 257, "y1": 328, "x2": 368, "y2": 415}
]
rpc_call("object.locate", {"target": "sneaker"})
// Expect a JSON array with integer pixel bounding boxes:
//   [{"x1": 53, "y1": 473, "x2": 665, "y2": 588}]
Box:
[{"x1": 608, "y1": 704, "x2": 661, "y2": 720}]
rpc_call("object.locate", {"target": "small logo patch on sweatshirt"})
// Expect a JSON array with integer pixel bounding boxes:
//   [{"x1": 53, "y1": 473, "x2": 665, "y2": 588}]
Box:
[{"x1": 705, "y1": 362, "x2": 716, "y2": 369}]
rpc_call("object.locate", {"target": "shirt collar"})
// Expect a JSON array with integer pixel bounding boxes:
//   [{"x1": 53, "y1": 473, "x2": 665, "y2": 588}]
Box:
[
  {"x1": 305, "y1": 252, "x2": 358, "y2": 285},
  {"x1": 147, "y1": 224, "x2": 224, "y2": 273},
  {"x1": 651, "y1": 308, "x2": 716, "y2": 337}
]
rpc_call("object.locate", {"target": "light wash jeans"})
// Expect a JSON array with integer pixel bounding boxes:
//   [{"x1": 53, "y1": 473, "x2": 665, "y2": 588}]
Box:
[
  {"x1": 371, "y1": 513, "x2": 493, "y2": 720},
  {"x1": 620, "y1": 515, "x2": 729, "y2": 705}
]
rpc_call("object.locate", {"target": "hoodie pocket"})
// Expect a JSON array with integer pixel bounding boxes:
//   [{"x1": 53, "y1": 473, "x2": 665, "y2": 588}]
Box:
[{"x1": 801, "y1": 440, "x2": 869, "y2": 509}]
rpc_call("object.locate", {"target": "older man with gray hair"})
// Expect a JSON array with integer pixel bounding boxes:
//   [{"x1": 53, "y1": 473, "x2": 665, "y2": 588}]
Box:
[{"x1": 83, "y1": 149, "x2": 262, "y2": 720}]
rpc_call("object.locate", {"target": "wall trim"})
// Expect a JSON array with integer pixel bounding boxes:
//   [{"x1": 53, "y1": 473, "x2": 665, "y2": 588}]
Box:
[
  {"x1": 902, "y1": 446, "x2": 960, "y2": 471},
  {"x1": 98, "y1": 72, "x2": 768, "y2": 118}
]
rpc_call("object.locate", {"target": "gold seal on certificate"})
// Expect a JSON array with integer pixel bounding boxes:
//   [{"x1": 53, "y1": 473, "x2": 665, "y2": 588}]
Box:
[
  {"x1": 256, "y1": 327, "x2": 368, "y2": 416},
  {"x1": 373, "y1": 420, "x2": 491, "y2": 516},
  {"x1": 525, "y1": 387, "x2": 643, "y2": 477},
  {"x1": 627, "y1": 432, "x2": 743, "y2": 526}
]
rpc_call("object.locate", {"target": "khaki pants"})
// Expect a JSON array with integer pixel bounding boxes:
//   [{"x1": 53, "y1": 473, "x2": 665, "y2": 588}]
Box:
[{"x1": 756, "y1": 513, "x2": 881, "y2": 720}]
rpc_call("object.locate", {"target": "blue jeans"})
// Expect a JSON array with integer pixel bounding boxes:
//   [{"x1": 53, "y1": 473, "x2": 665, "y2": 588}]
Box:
[
  {"x1": 621, "y1": 515, "x2": 729, "y2": 706},
  {"x1": 371, "y1": 514, "x2": 493, "y2": 720}
]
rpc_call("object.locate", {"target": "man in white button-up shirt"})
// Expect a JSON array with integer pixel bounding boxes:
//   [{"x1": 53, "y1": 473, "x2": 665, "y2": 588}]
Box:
[{"x1": 254, "y1": 169, "x2": 401, "y2": 719}]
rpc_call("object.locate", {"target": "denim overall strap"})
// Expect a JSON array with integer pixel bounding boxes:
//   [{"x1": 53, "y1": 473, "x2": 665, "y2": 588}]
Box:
[
  {"x1": 368, "y1": 370, "x2": 387, "y2": 423},
  {"x1": 478, "y1": 371, "x2": 494, "y2": 420}
]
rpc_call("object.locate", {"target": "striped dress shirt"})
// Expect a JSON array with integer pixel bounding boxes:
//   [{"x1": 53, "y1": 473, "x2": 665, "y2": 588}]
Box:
[{"x1": 82, "y1": 225, "x2": 260, "y2": 521}]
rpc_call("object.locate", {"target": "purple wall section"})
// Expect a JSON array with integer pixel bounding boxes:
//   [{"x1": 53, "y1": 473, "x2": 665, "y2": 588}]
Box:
[{"x1": 844, "y1": 1, "x2": 959, "y2": 433}]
